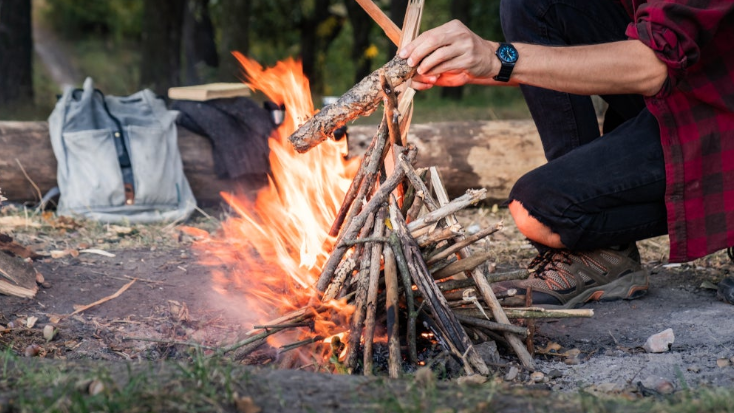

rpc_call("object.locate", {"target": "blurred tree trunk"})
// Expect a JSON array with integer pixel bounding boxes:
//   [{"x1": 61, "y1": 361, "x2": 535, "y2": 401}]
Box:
[
  {"x1": 345, "y1": 1, "x2": 374, "y2": 83},
  {"x1": 218, "y1": 0, "x2": 250, "y2": 81},
  {"x1": 388, "y1": 0, "x2": 408, "y2": 57},
  {"x1": 441, "y1": 0, "x2": 470, "y2": 100},
  {"x1": 299, "y1": 0, "x2": 344, "y2": 96},
  {"x1": 140, "y1": 0, "x2": 185, "y2": 95},
  {"x1": 0, "y1": 0, "x2": 33, "y2": 106},
  {"x1": 183, "y1": 0, "x2": 219, "y2": 85}
]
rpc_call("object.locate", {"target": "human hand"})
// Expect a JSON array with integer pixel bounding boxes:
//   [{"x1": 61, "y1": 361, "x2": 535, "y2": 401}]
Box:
[{"x1": 399, "y1": 20, "x2": 498, "y2": 90}]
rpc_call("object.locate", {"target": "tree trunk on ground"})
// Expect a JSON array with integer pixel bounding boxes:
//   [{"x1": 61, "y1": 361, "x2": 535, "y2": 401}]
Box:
[
  {"x1": 0, "y1": 0, "x2": 33, "y2": 106},
  {"x1": 0, "y1": 121, "x2": 544, "y2": 205},
  {"x1": 441, "y1": 0, "x2": 471, "y2": 101},
  {"x1": 345, "y1": 1, "x2": 374, "y2": 83},
  {"x1": 140, "y1": 0, "x2": 185, "y2": 95},
  {"x1": 218, "y1": 0, "x2": 250, "y2": 82},
  {"x1": 388, "y1": 0, "x2": 408, "y2": 56}
]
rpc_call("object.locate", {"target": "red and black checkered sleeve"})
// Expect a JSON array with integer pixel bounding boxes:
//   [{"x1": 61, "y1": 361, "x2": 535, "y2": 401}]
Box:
[{"x1": 625, "y1": 0, "x2": 734, "y2": 96}]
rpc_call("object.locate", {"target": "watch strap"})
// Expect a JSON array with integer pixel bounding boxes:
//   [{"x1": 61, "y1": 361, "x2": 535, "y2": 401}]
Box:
[{"x1": 494, "y1": 63, "x2": 514, "y2": 82}]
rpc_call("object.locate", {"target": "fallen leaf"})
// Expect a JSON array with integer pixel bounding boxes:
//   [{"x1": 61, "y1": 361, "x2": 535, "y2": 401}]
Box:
[
  {"x1": 700, "y1": 280, "x2": 718, "y2": 290},
  {"x1": 178, "y1": 226, "x2": 210, "y2": 239},
  {"x1": 48, "y1": 314, "x2": 62, "y2": 324},
  {"x1": 234, "y1": 395, "x2": 261, "y2": 413},
  {"x1": 456, "y1": 374, "x2": 487, "y2": 386},
  {"x1": 26, "y1": 316, "x2": 38, "y2": 328},
  {"x1": 43, "y1": 325, "x2": 57, "y2": 342}
]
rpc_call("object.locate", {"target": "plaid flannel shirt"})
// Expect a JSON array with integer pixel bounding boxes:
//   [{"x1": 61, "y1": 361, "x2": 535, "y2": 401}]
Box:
[{"x1": 618, "y1": 0, "x2": 734, "y2": 262}]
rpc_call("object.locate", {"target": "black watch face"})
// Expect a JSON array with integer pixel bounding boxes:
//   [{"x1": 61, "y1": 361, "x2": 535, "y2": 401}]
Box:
[{"x1": 498, "y1": 45, "x2": 518, "y2": 63}]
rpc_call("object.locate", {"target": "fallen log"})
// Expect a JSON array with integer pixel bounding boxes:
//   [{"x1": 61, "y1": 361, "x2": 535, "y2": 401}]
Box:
[
  {"x1": 287, "y1": 56, "x2": 415, "y2": 153},
  {"x1": 0, "y1": 120, "x2": 544, "y2": 205}
]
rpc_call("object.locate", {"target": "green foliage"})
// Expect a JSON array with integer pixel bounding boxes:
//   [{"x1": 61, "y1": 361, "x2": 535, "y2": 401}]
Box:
[{"x1": 44, "y1": 0, "x2": 143, "y2": 41}]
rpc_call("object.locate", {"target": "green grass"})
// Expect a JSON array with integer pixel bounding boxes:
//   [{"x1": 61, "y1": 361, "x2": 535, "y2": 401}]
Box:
[{"x1": 2, "y1": 347, "x2": 734, "y2": 413}]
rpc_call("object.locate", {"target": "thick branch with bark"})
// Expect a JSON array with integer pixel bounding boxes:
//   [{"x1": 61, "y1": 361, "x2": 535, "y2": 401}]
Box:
[{"x1": 288, "y1": 56, "x2": 415, "y2": 153}]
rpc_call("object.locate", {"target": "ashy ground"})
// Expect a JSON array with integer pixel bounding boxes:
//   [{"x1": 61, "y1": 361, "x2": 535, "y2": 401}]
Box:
[{"x1": 0, "y1": 205, "x2": 733, "y2": 412}]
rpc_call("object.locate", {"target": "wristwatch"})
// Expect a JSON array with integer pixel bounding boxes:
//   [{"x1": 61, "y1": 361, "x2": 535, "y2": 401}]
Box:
[{"x1": 494, "y1": 43, "x2": 519, "y2": 82}]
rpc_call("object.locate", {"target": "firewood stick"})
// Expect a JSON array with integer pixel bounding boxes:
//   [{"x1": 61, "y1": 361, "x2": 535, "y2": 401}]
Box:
[
  {"x1": 380, "y1": 73, "x2": 402, "y2": 146},
  {"x1": 416, "y1": 224, "x2": 462, "y2": 247},
  {"x1": 316, "y1": 147, "x2": 415, "y2": 292},
  {"x1": 384, "y1": 235, "x2": 401, "y2": 379},
  {"x1": 388, "y1": 200, "x2": 418, "y2": 365},
  {"x1": 288, "y1": 56, "x2": 415, "y2": 153},
  {"x1": 406, "y1": 189, "x2": 487, "y2": 233},
  {"x1": 354, "y1": 0, "x2": 402, "y2": 46},
  {"x1": 334, "y1": 121, "x2": 389, "y2": 243},
  {"x1": 400, "y1": 154, "x2": 440, "y2": 211},
  {"x1": 406, "y1": 195, "x2": 424, "y2": 222},
  {"x1": 322, "y1": 256, "x2": 358, "y2": 302},
  {"x1": 429, "y1": 169, "x2": 535, "y2": 370},
  {"x1": 454, "y1": 314, "x2": 529, "y2": 337},
  {"x1": 454, "y1": 307, "x2": 594, "y2": 319},
  {"x1": 363, "y1": 207, "x2": 387, "y2": 376},
  {"x1": 344, "y1": 226, "x2": 377, "y2": 371},
  {"x1": 329, "y1": 124, "x2": 381, "y2": 237},
  {"x1": 443, "y1": 287, "x2": 515, "y2": 301},
  {"x1": 389, "y1": 199, "x2": 489, "y2": 376},
  {"x1": 220, "y1": 315, "x2": 308, "y2": 354},
  {"x1": 432, "y1": 251, "x2": 493, "y2": 281},
  {"x1": 122, "y1": 336, "x2": 216, "y2": 350},
  {"x1": 437, "y1": 270, "x2": 528, "y2": 293},
  {"x1": 524, "y1": 286, "x2": 535, "y2": 356},
  {"x1": 426, "y1": 223, "x2": 503, "y2": 265},
  {"x1": 279, "y1": 335, "x2": 326, "y2": 353}
]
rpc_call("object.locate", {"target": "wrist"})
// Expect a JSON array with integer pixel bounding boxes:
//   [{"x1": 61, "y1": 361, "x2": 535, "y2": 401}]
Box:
[{"x1": 486, "y1": 41, "x2": 501, "y2": 79}]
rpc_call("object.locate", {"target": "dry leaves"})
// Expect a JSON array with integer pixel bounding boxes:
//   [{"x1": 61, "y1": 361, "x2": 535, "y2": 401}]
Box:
[{"x1": 234, "y1": 394, "x2": 261, "y2": 413}]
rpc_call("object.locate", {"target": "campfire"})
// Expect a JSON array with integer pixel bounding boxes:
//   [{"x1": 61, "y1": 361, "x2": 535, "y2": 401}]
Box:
[{"x1": 190, "y1": 4, "x2": 592, "y2": 377}]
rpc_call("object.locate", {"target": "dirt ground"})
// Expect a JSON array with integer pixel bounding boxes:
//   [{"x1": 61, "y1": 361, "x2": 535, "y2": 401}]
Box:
[{"x1": 1, "y1": 206, "x2": 733, "y2": 410}]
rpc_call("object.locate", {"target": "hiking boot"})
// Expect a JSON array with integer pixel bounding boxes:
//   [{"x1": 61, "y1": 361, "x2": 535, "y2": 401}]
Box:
[{"x1": 493, "y1": 244, "x2": 649, "y2": 308}]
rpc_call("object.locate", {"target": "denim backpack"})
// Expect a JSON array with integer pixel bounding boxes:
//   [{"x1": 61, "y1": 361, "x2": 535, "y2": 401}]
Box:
[{"x1": 48, "y1": 78, "x2": 196, "y2": 223}]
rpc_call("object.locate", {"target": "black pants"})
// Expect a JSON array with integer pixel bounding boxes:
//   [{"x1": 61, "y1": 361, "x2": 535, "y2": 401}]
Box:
[{"x1": 501, "y1": 0, "x2": 668, "y2": 250}]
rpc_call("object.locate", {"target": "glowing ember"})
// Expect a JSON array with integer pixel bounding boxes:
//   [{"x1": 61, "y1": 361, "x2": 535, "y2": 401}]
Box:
[{"x1": 193, "y1": 54, "x2": 359, "y2": 351}]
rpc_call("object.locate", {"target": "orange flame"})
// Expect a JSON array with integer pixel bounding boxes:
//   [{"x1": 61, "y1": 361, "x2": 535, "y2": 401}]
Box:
[{"x1": 193, "y1": 53, "x2": 358, "y2": 354}]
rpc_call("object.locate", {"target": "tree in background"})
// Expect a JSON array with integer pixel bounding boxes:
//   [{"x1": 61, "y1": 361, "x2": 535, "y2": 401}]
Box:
[
  {"x1": 216, "y1": 0, "x2": 251, "y2": 82},
  {"x1": 299, "y1": 0, "x2": 346, "y2": 95},
  {"x1": 441, "y1": 0, "x2": 470, "y2": 100},
  {"x1": 140, "y1": 0, "x2": 185, "y2": 95},
  {"x1": 345, "y1": 1, "x2": 376, "y2": 83},
  {"x1": 183, "y1": 0, "x2": 219, "y2": 85},
  {"x1": 388, "y1": 0, "x2": 408, "y2": 57},
  {"x1": 0, "y1": 0, "x2": 33, "y2": 106}
]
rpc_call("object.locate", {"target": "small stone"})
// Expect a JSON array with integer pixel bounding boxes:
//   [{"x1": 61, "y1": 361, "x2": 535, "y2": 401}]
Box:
[
  {"x1": 24, "y1": 344, "x2": 40, "y2": 357},
  {"x1": 43, "y1": 325, "x2": 56, "y2": 342},
  {"x1": 530, "y1": 372, "x2": 544, "y2": 383},
  {"x1": 564, "y1": 356, "x2": 581, "y2": 365},
  {"x1": 547, "y1": 369, "x2": 563, "y2": 379},
  {"x1": 504, "y1": 366, "x2": 519, "y2": 381},
  {"x1": 641, "y1": 376, "x2": 675, "y2": 395},
  {"x1": 716, "y1": 358, "x2": 730, "y2": 368},
  {"x1": 687, "y1": 365, "x2": 701, "y2": 373},
  {"x1": 474, "y1": 341, "x2": 499, "y2": 365},
  {"x1": 41, "y1": 282, "x2": 52, "y2": 289},
  {"x1": 643, "y1": 328, "x2": 674, "y2": 353},
  {"x1": 88, "y1": 380, "x2": 105, "y2": 396},
  {"x1": 716, "y1": 276, "x2": 734, "y2": 304}
]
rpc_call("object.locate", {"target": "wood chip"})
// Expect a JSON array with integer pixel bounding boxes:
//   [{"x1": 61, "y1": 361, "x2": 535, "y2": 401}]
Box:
[{"x1": 79, "y1": 249, "x2": 115, "y2": 258}]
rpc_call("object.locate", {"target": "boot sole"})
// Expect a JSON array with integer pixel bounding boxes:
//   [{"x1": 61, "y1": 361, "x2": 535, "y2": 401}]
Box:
[{"x1": 558, "y1": 270, "x2": 650, "y2": 309}]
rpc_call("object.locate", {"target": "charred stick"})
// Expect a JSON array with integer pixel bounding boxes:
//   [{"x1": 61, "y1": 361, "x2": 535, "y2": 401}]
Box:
[
  {"x1": 389, "y1": 199, "x2": 489, "y2": 376},
  {"x1": 288, "y1": 56, "x2": 415, "y2": 153},
  {"x1": 388, "y1": 200, "x2": 418, "y2": 365},
  {"x1": 384, "y1": 234, "x2": 401, "y2": 379},
  {"x1": 426, "y1": 223, "x2": 503, "y2": 265},
  {"x1": 253, "y1": 322, "x2": 314, "y2": 330},
  {"x1": 339, "y1": 237, "x2": 390, "y2": 247},
  {"x1": 363, "y1": 207, "x2": 387, "y2": 376},
  {"x1": 455, "y1": 314, "x2": 529, "y2": 337},
  {"x1": 380, "y1": 72, "x2": 402, "y2": 146},
  {"x1": 406, "y1": 193, "x2": 424, "y2": 223},
  {"x1": 220, "y1": 316, "x2": 307, "y2": 354},
  {"x1": 122, "y1": 337, "x2": 216, "y2": 350},
  {"x1": 429, "y1": 169, "x2": 534, "y2": 370},
  {"x1": 406, "y1": 189, "x2": 487, "y2": 233},
  {"x1": 316, "y1": 146, "x2": 415, "y2": 292}
]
